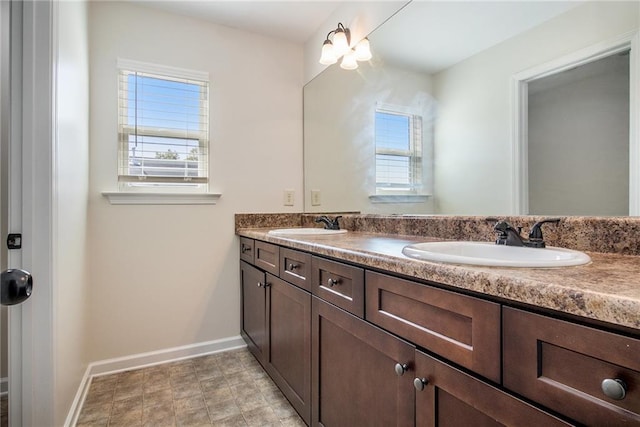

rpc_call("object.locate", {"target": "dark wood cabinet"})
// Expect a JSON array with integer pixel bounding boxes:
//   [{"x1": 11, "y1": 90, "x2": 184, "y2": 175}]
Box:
[
  {"x1": 414, "y1": 350, "x2": 571, "y2": 426},
  {"x1": 311, "y1": 256, "x2": 364, "y2": 317},
  {"x1": 240, "y1": 243, "x2": 312, "y2": 424},
  {"x1": 240, "y1": 260, "x2": 267, "y2": 363},
  {"x1": 255, "y1": 240, "x2": 280, "y2": 275},
  {"x1": 503, "y1": 307, "x2": 640, "y2": 426},
  {"x1": 267, "y1": 274, "x2": 312, "y2": 424},
  {"x1": 240, "y1": 236, "x2": 640, "y2": 426},
  {"x1": 280, "y1": 247, "x2": 312, "y2": 291},
  {"x1": 366, "y1": 271, "x2": 501, "y2": 383},
  {"x1": 240, "y1": 237, "x2": 255, "y2": 264},
  {"x1": 312, "y1": 297, "x2": 415, "y2": 426}
]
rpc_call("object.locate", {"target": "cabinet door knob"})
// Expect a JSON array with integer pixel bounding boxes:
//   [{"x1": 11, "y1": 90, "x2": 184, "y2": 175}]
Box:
[
  {"x1": 288, "y1": 263, "x2": 299, "y2": 271},
  {"x1": 257, "y1": 282, "x2": 263, "y2": 288},
  {"x1": 394, "y1": 363, "x2": 409, "y2": 376},
  {"x1": 257, "y1": 282, "x2": 270, "y2": 288},
  {"x1": 413, "y1": 377, "x2": 429, "y2": 391},
  {"x1": 602, "y1": 378, "x2": 627, "y2": 400},
  {"x1": 327, "y1": 278, "x2": 340, "y2": 287},
  {"x1": 241, "y1": 246, "x2": 251, "y2": 253}
]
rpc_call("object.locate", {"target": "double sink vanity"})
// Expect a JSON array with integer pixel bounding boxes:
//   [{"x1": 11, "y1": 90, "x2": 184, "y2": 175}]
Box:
[{"x1": 235, "y1": 213, "x2": 640, "y2": 426}]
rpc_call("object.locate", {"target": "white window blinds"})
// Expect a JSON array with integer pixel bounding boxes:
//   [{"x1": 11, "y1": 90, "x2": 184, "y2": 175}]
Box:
[
  {"x1": 118, "y1": 60, "x2": 209, "y2": 187},
  {"x1": 375, "y1": 109, "x2": 423, "y2": 193}
]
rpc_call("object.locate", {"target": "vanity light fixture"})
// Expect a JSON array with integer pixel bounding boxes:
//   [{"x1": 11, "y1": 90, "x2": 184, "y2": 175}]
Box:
[{"x1": 318, "y1": 22, "x2": 372, "y2": 70}]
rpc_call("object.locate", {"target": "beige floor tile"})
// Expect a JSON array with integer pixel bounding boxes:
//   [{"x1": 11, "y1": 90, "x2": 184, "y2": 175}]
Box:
[
  {"x1": 210, "y1": 414, "x2": 248, "y2": 427},
  {"x1": 78, "y1": 348, "x2": 304, "y2": 427},
  {"x1": 174, "y1": 407, "x2": 211, "y2": 426},
  {"x1": 143, "y1": 388, "x2": 174, "y2": 408}
]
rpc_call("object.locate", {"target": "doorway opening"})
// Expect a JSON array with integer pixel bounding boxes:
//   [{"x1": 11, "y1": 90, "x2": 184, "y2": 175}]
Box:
[{"x1": 512, "y1": 31, "x2": 639, "y2": 216}]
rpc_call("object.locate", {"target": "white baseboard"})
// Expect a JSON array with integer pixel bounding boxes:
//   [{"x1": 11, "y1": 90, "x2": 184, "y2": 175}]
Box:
[{"x1": 65, "y1": 335, "x2": 245, "y2": 427}]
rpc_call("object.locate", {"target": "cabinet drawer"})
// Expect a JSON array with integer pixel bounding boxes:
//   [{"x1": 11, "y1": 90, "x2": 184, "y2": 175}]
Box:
[
  {"x1": 239, "y1": 237, "x2": 254, "y2": 264},
  {"x1": 279, "y1": 248, "x2": 312, "y2": 291},
  {"x1": 311, "y1": 256, "x2": 365, "y2": 317},
  {"x1": 366, "y1": 271, "x2": 501, "y2": 383},
  {"x1": 254, "y1": 240, "x2": 280, "y2": 275},
  {"x1": 503, "y1": 307, "x2": 640, "y2": 425},
  {"x1": 415, "y1": 350, "x2": 571, "y2": 426}
]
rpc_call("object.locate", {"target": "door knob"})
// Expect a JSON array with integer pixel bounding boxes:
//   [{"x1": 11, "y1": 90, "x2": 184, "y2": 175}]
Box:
[
  {"x1": 1, "y1": 268, "x2": 33, "y2": 305},
  {"x1": 601, "y1": 378, "x2": 627, "y2": 400},
  {"x1": 394, "y1": 363, "x2": 409, "y2": 376},
  {"x1": 413, "y1": 377, "x2": 429, "y2": 391}
]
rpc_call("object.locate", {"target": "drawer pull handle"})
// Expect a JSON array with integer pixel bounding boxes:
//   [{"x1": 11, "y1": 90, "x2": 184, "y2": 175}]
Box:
[
  {"x1": 327, "y1": 278, "x2": 341, "y2": 287},
  {"x1": 288, "y1": 263, "x2": 299, "y2": 271},
  {"x1": 413, "y1": 377, "x2": 429, "y2": 391},
  {"x1": 241, "y1": 246, "x2": 252, "y2": 253},
  {"x1": 602, "y1": 378, "x2": 627, "y2": 400},
  {"x1": 394, "y1": 363, "x2": 409, "y2": 376}
]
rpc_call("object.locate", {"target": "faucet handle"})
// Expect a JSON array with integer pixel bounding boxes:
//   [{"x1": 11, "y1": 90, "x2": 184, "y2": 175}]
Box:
[{"x1": 528, "y1": 218, "x2": 561, "y2": 247}]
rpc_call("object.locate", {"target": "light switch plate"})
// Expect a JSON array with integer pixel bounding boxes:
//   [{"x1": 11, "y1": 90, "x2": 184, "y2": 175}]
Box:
[
  {"x1": 283, "y1": 189, "x2": 295, "y2": 206},
  {"x1": 311, "y1": 189, "x2": 321, "y2": 206}
]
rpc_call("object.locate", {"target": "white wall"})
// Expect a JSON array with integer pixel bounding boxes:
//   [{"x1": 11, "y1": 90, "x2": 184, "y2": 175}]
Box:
[
  {"x1": 88, "y1": 2, "x2": 303, "y2": 362},
  {"x1": 304, "y1": 62, "x2": 435, "y2": 214},
  {"x1": 55, "y1": 0, "x2": 90, "y2": 424},
  {"x1": 528, "y1": 53, "x2": 630, "y2": 216},
  {"x1": 432, "y1": 1, "x2": 639, "y2": 215},
  {"x1": 304, "y1": 1, "x2": 408, "y2": 83}
]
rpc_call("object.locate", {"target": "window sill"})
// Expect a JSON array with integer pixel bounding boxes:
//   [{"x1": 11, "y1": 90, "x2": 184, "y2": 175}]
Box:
[
  {"x1": 369, "y1": 194, "x2": 430, "y2": 204},
  {"x1": 102, "y1": 191, "x2": 222, "y2": 205}
]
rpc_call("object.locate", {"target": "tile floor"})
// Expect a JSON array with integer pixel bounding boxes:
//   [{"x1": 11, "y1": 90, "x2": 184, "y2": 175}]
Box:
[
  {"x1": 76, "y1": 348, "x2": 306, "y2": 427},
  {"x1": 1, "y1": 395, "x2": 6, "y2": 427}
]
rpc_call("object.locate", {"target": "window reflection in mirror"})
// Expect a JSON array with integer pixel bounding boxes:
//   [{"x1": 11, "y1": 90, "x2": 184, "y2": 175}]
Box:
[{"x1": 303, "y1": 1, "x2": 639, "y2": 216}]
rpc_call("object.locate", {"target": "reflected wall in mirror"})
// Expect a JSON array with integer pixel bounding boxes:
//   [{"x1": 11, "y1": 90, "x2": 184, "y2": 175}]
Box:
[{"x1": 304, "y1": 1, "x2": 640, "y2": 216}]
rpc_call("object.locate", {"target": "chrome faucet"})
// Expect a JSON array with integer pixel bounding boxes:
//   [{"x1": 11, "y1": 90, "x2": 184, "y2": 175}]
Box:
[
  {"x1": 493, "y1": 219, "x2": 560, "y2": 248},
  {"x1": 315, "y1": 215, "x2": 342, "y2": 230}
]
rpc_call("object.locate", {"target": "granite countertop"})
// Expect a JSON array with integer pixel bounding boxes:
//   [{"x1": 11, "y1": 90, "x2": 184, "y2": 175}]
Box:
[{"x1": 238, "y1": 227, "x2": 640, "y2": 332}]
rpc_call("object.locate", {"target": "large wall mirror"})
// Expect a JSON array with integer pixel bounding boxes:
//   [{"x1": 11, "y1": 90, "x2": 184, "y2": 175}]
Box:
[{"x1": 303, "y1": 1, "x2": 639, "y2": 216}]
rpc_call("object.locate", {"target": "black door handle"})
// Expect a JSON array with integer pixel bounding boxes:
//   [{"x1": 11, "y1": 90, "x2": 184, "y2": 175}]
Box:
[{"x1": 1, "y1": 268, "x2": 33, "y2": 305}]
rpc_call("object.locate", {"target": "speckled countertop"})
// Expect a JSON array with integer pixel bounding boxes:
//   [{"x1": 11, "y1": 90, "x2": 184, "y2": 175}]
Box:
[{"x1": 237, "y1": 227, "x2": 640, "y2": 332}]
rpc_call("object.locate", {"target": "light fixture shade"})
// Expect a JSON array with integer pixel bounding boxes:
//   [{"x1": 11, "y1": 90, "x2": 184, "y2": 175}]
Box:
[
  {"x1": 354, "y1": 38, "x2": 372, "y2": 61},
  {"x1": 340, "y1": 50, "x2": 358, "y2": 70},
  {"x1": 332, "y1": 29, "x2": 350, "y2": 58},
  {"x1": 319, "y1": 40, "x2": 337, "y2": 65}
]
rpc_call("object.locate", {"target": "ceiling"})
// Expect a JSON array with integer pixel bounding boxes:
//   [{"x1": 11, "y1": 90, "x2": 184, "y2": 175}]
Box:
[
  {"x1": 371, "y1": 1, "x2": 580, "y2": 74},
  {"x1": 127, "y1": 0, "x2": 346, "y2": 44}
]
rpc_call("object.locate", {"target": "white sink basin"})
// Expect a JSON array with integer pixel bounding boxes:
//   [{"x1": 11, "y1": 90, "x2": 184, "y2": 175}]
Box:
[
  {"x1": 268, "y1": 228, "x2": 347, "y2": 236},
  {"x1": 402, "y1": 241, "x2": 591, "y2": 267}
]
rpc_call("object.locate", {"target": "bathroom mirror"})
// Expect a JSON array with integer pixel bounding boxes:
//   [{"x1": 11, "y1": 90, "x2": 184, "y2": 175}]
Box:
[{"x1": 303, "y1": 1, "x2": 639, "y2": 216}]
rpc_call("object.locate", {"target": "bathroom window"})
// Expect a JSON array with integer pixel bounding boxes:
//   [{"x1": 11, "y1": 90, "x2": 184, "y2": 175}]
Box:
[
  {"x1": 374, "y1": 107, "x2": 423, "y2": 194},
  {"x1": 117, "y1": 59, "x2": 209, "y2": 192}
]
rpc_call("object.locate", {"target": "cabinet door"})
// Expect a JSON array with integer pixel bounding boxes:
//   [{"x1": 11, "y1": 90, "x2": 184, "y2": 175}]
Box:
[
  {"x1": 367, "y1": 271, "x2": 501, "y2": 382},
  {"x1": 267, "y1": 274, "x2": 312, "y2": 424},
  {"x1": 312, "y1": 297, "x2": 415, "y2": 427},
  {"x1": 414, "y1": 351, "x2": 571, "y2": 427},
  {"x1": 503, "y1": 307, "x2": 640, "y2": 426},
  {"x1": 240, "y1": 261, "x2": 267, "y2": 363}
]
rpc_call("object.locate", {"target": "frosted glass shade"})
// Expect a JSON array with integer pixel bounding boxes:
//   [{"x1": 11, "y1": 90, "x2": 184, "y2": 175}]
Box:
[
  {"x1": 332, "y1": 29, "x2": 349, "y2": 58},
  {"x1": 354, "y1": 38, "x2": 372, "y2": 61},
  {"x1": 319, "y1": 41, "x2": 337, "y2": 65},
  {"x1": 340, "y1": 50, "x2": 358, "y2": 70}
]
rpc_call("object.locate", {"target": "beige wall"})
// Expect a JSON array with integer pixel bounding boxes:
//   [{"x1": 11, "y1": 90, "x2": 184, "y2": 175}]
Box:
[
  {"x1": 432, "y1": 1, "x2": 639, "y2": 215},
  {"x1": 55, "y1": 0, "x2": 91, "y2": 424},
  {"x1": 87, "y1": 2, "x2": 303, "y2": 362}
]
